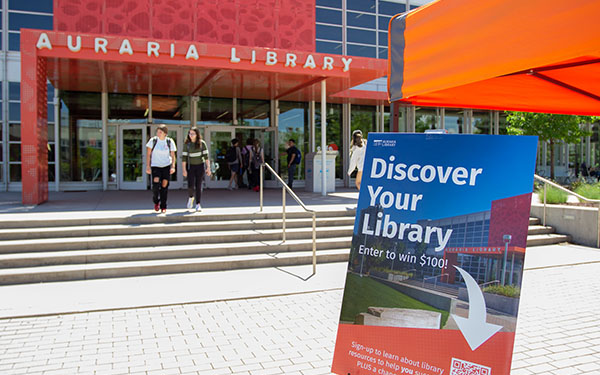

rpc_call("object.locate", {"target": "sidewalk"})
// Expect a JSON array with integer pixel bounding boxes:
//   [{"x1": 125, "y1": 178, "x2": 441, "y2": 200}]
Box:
[{"x1": 1, "y1": 190, "x2": 600, "y2": 374}]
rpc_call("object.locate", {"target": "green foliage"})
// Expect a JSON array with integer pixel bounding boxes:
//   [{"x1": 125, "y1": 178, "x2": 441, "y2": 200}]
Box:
[
  {"x1": 339, "y1": 273, "x2": 449, "y2": 327},
  {"x1": 536, "y1": 185, "x2": 568, "y2": 204},
  {"x1": 574, "y1": 183, "x2": 600, "y2": 200},
  {"x1": 371, "y1": 267, "x2": 414, "y2": 278},
  {"x1": 482, "y1": 284, "x2": 520, "y2": 298},
  {"x1": 505, "y1": 112, "x2": 594, "y2": 143}
]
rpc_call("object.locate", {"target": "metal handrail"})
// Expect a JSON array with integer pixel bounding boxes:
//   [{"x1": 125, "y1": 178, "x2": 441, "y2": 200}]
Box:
[
  {"x1": 422, "y1": 273, "x2": 449, "y2": 288},
  {"x1": 479, "y1": 280, "x2": 500, "y2": 289},
  {"x1": 534, "y1": 174, "x2": 600, "y2": 247},
  {"x1": 259, "y1": 163, "x2": 317, "y2": 275}
]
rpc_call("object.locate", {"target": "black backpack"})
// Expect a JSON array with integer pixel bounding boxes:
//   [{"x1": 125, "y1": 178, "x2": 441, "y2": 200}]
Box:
[
  {"x1": 252, "y1": 147, "x2": 263, "y2": 167},
  {"x1": 293, "y1": 147, "x2": 301, "y2": 164},
  {"x1": 242, "y1": 147, "x2": 250, "y2": 167},
  {"x1": 151, "y1": 136, "x2": 172, "y2": 151},
  {"x1": 226, "y1": 146, "x2": 237, "y2": 163}
]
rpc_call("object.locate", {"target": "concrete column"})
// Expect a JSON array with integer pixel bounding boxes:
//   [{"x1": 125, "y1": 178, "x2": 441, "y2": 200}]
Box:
[
  {"x1": 309, "y1": 101, "x2": 315, "y2": 153},
  {"x1": 54, "y1": 88, "x2": 60, "y2": 192},
  {"x1": 342, "y1": 103, "x2": 351, "y2": 188},
  {"x1": 102, "y1": 92, "x2": 108, "y2": 190},
  {"x1": 321, "y1": 80, "x2": 327, "y2": 196}
]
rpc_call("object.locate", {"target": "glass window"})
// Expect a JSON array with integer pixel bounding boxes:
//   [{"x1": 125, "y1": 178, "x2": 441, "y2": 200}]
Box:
[
  {"x1": 351, "y1": 105, "x2": 377, "y2": 139},
  {"x1": 416, "y1": 108, "x2": 437, "y2": 132},
  {"x1": 9, "y1": 0, "x2": 53, "y2": 13},
  {"x1": 48, "y1": 104, "x2": 55, "y2": 122},
  {"x1": 238, "y1": 99, "x2": 270, "y2": 127},
  {"x1": 9, "y1": 32, "x2": 19, "y2": 51},
  {"x1": 10, "y1": 163, "x2": 21, "y2": 181},
  {"x1": 444, "y1": 109, "x2": 464, "y2": 134},
  {"x1": 316, "y1": 0, "x2": 342, "y2": 8},
  {"x1": 347, "y1": 12, "x2": 376, "y2": 29},
  {"x1": 9, "y1": 102, "x2": 20, "y2": 121},
  {"x1": 315, "y1": 103, "x2": 343, "y2": 178},
  {"x1": 316, "y1": 41, "x2": 343, "y2": 55},
  {"x1": 410, "y1": 4, "x2": 420, "y2": 10},
  {"x1": 9, "y1": 13, "x2": 53, "y2": 31},
  {"x1": 9, "y1": 144, "x2": 20, "y2": 162},
  {"x1": 278, "y1": 102, "x2": 308, "y2": 179},
  {"x1": 473, "y1": 111, "x2": 492, "y2": 134},
  {"x1": 316, "y1": 24, "x2": 342, "y2": 42},
  {"x1": 108, "y1": 94, "x2": 149, "y2": 123},
  {"x1": 316, "y1": 8, "x2": 342, "y2": 25},
  {"x1": 59, "y1": 92, "x2": 102, "y2": 182},
  {"x1": 347, "y1": 44, "x2": 377, "y2": 58},
  {"x1": 378, "y1": 48, "x2": 388, "y2": 59},
  {"x1": 379, "y1": 16, "x2": 392, "y2": 30},
  {"x1": 0, "y1": 82, "x2": 3, "y2": 100},
  {"x1": 197, "y1": 97, "x2": 233, "y2": 125},
  {"x1": 379, "y1": 32, "x2": 388, "y2": 47},
  {"x1": 152, "y1": 95, "x2": 191, "y2": 124},
  {"x1": 347, "y1": 28, "x2": 376, "y2": 45},
  {"x1": 47, "y1": 82, "x2": 54, "y2": 102},
  {"x1": 347, "y1": 0, "x2": 375, "y2": 13},
  {"x1": 9, "y1": 123, "x2": 20, "y2": 141},
  {"x1": 47, "y1": 143, "x2": 55, "y2": 163},
  {"x1": 9, "y1": 82, "x2": 20, "y2": 101},
  {"x1": 48, "y1": 123, "x2": 54, "y2": 142},
  {"x1": 379, "y1": 1, "x2": 406, "y2": 16}
]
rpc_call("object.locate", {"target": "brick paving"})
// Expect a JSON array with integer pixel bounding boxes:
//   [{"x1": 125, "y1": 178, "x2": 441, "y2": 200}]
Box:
[{"x1": 1, "y1": 258, "x2": 600, "y2": 374}]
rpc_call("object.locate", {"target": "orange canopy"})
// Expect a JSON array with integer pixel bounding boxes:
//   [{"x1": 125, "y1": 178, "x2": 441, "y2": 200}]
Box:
[{"x1": 388, "y1": 0, "x2": 600, "y2": 115}]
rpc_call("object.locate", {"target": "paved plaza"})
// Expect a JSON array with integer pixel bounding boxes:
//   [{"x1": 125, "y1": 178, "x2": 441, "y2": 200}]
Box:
[
  {"x1": 0, "y1": 191, "x2": 599, "y2": 374},
  {"x1": 0, "y1": 243, "x2": 598, "y2": 374}
]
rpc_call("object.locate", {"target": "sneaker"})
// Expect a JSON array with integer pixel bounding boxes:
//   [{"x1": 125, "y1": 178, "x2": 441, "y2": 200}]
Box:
[
  {"x1": 187, "y1": 197, "x2": 194, "y2": 209},
  {"x1": 161, "y1": 209, "x2": 166, "y2": 214},
  {"x1": 227, "y1": 186, "x2": 233, "y2": 191},
  {"x1": 154, "y1": 203, "x2": 160, "y2": 212},
  {"x1": 195, "y1": 203, "x2": 202, "y2": 212}
]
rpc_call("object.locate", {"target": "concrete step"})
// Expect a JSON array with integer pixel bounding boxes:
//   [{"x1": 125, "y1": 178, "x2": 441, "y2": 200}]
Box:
[
  {"x1": 0, "y1": 226, "x2": 354, "y2": 254},
  {"x1": 0, "y1": 217, "x2": 356, "y2": 241},
  {"x1": 527, "y1": 225, "x2": 556, "y2": 235},
  {"x1": 529, "y1": 217, "x2": 541, "y2": 225},
  {"x1": 0, "y1": 237, "x2": 352, "y2": 268},
  {"x1": 526, "y1": 233, "x2": 571, "y2": 247},
  {"x1": 0, "y1": 249, "x2": 351, "y2": 285},
  {"x1": 0, "y1": 209, "x2": 357, "y2": 229}
]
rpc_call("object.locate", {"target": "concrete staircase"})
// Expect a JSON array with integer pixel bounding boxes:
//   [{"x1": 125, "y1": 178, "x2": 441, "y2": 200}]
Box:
[
  {"x1": 0, "y1": 210, "x2": 355, "y2": 285},
  {"x1": 0, "y1": 213, "x2": 568, "y2": 285}
]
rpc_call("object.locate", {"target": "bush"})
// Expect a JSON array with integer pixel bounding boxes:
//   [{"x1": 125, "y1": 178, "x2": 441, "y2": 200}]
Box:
[
  {"x1": 536, "y1": 185, "x2": 568, "y2": 204},
  {"x1": 371, "y1": 267, "x2": 414, "y2": 278},
  {"x1": 482, "y1": 284, "x2": 520, "y2": 298},
  {"x1": 574, "y1": 183, "x2": 600, "y2": 201}
]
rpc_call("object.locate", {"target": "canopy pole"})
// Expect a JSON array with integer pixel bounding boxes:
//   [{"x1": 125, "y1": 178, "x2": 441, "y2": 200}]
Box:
[{"x1": 321, "y1": 79, "x2": 327, "y2": 196}]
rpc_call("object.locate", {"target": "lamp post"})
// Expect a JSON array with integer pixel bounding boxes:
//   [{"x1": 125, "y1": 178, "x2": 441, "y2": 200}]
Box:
[{"x1": 502, "y1": 234, "x2": 512, "y2": 285}]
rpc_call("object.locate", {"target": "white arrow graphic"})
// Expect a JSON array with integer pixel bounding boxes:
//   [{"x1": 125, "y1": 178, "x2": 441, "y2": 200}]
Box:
[{"x1": 452, "y1": 266, "x2": 502, "y2": 351}]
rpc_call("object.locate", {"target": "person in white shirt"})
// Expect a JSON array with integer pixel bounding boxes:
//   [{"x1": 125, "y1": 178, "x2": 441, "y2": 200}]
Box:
[
  {"x1": 145, "y1": 124, "x2": 177, "y2": 213},
  {"x1": 347, "y1": 129, "x2": 366, "y2": 190}
]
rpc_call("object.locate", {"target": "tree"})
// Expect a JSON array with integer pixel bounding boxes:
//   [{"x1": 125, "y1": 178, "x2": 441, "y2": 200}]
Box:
[{"x1": 505, "y1": 112, "x2": 596, "y2": 180}]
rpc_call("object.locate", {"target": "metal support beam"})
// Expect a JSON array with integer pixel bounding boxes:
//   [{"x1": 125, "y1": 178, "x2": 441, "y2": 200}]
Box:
[
  {"x1": 101, "y1": 91, "x2": 108, "y2": 190},
  {"x1": 321, "y1": 80, "x2": 327, "y2": 196}
]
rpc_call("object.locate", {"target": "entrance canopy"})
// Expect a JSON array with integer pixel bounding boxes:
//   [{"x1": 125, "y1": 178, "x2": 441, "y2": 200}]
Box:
[
  {"x1": 28, "y1": 30, "x2": 386, "y2": 103},
  {"x1": 388, "y1": 0, "x2": 600, "y2": 115}
]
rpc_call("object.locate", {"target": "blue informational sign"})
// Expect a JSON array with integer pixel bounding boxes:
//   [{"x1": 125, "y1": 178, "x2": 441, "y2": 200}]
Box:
[{"x1": 333, "y1": 133, "x2": 538, "y2": 375}]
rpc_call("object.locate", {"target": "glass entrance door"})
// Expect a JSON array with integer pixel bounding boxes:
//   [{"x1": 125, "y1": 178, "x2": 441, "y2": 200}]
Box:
[
  {"x1": 206, "y1": 129, "x2": 235, "y2": 188},
  {"x1": 119, "y1": 125, "x2": 147, "y2": 190}
]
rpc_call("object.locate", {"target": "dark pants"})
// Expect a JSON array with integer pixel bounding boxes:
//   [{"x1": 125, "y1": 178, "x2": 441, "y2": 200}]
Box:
[
  {"x1": 288, "y1": 164, "x2": 297, "y2": 188},
  {"x1": 151, "y1": 166, "x2": 171, "y2": 209},
  {"x1": 250, "y1": 167, "x2": 260, "y2": 189},
  {"x1": 187, "y1": 164, "x2": 205, "y2": 204}
]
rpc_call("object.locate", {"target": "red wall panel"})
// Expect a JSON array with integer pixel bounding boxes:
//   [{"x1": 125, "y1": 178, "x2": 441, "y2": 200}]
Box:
[
  {"x1": 488, "y1": 193, "x2": 532, "y2": 249},
  {"x1": 54, "y1": 0, "x2": 316, "y2": 51}
]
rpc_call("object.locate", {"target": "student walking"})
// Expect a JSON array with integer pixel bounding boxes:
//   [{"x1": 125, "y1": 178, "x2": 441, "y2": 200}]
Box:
[
  {"x1": 347, "y1": 129, "x2": 366, "y2": 190},
  {"x1": 226, "y1": 139, "x2": 242, "y2": 190},
  {"x1": 182, "y1": 127, "x2": 211, "y2": 212},
  {"x1": 249, "y1": 139, "x2": 264, "y2": 192},
  {"x1": 286, "y1": 139, "x2": 301, "y2": 188},
  {"x1": 146, "y1": 124, "x2": 177, "y2": 213}
]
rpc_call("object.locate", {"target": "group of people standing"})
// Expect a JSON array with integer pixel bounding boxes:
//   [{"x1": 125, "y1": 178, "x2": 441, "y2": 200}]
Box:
[
  {"x1": 145, "y1": 124, "x2": 368, "y2": 213},
  {"x1": 226, "y1": 138, "x2": 265, "y2": 192}
]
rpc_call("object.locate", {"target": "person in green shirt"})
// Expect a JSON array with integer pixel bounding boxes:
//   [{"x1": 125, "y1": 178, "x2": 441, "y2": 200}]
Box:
[{"x1": 182, "y1": 127, "x2": 211, "y2": 212}]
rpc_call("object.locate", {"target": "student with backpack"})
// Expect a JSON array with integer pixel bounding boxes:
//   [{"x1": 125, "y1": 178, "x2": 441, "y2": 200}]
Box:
[
  {"x1": 286, "y1": 139, "x2": 301, "y2": 189},
  {"x1": 182, "y1": 127, "x2": 211, "y2": 212},
  {"x1": 347, "y1": 129, "x2": 366, "y2": 190},
  {"x1": 240, "y1": 138, "x2": 253, "y2": 189},
  {"x1": 226, "y1": 138, "x2": 242, "y2": 190},
  {"x1": 249, "y1": 139, "x2": 264, "y2": 192},
  {"x1": 145, "y1": 124, "x2": 177, "y2": 213}
]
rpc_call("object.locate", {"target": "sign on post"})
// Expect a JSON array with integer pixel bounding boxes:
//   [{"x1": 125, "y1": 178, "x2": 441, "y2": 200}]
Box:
[{"x1": 332, "y1": 133, "x2": 538, "y2": 375}]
